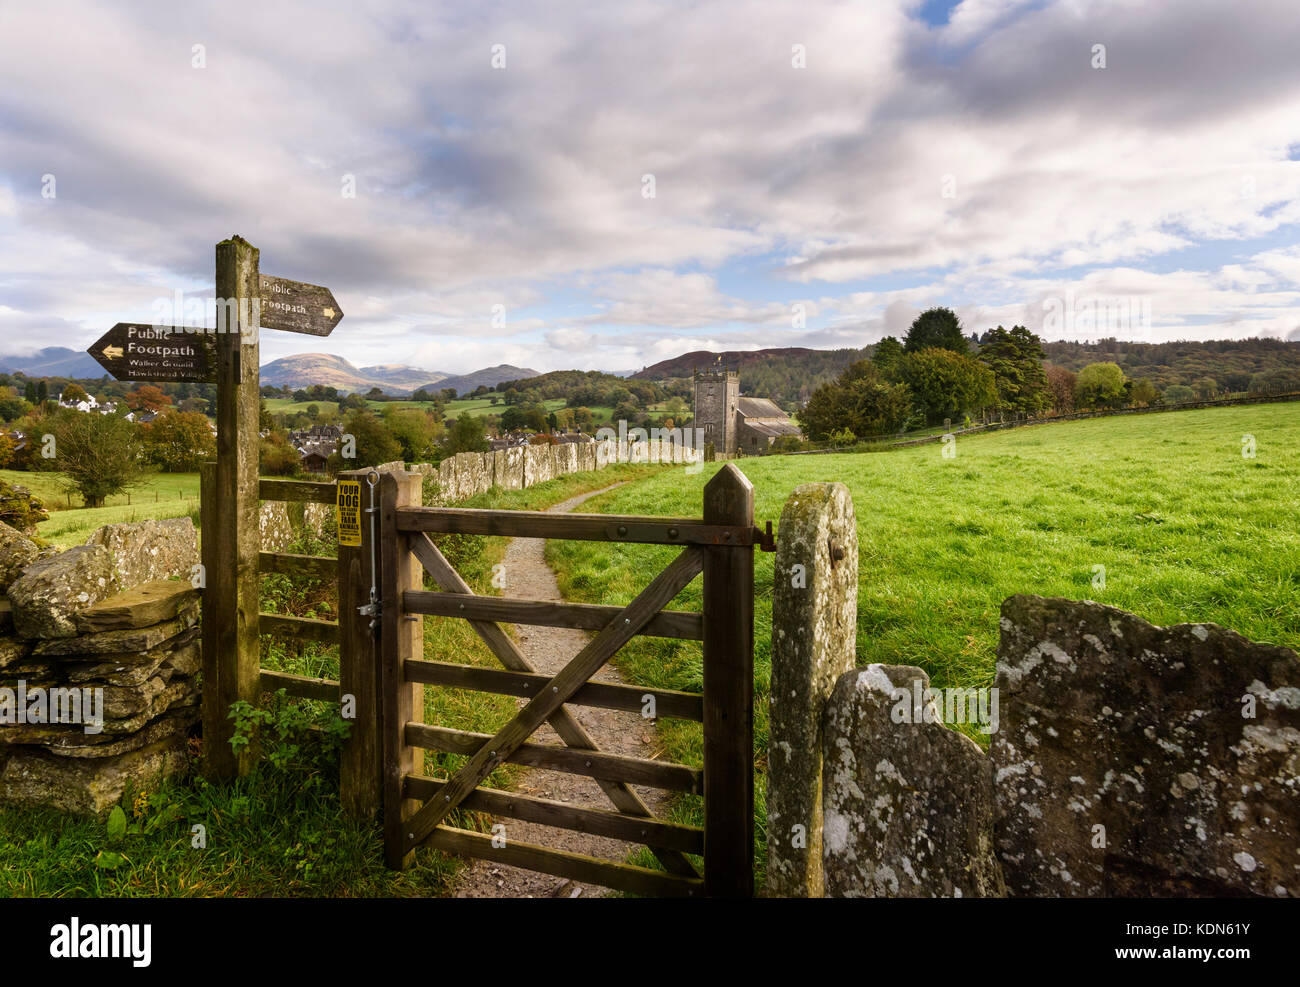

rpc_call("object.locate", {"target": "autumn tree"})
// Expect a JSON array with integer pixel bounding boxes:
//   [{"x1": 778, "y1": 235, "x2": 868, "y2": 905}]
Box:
[
  {"x1": 60, "y1": 382, "x2": 89, "y2": 405},
  {"x1": 125, "y1": 385, "x2": 172, "y2": 414},
  {"x1": 1044, "y1": 365, "x2": 1077, "y2": 413},
  {"x1": 259, "y1": 431, "x2": 301, "y2": 476},
  {"x1": 142, "y1": 409, "x2": 216, "y2": 472}
]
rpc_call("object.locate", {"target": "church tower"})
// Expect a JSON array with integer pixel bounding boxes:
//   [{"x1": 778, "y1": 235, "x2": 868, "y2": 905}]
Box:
[{"x1": 692, "y1": 366, "x2": 740, "y2": 455}]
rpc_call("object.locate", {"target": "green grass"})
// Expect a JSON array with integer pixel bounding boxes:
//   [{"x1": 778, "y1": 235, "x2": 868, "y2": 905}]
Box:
[
  {"x1": 543, "y1": 401, "x2": 1300, "y2": 889},
  {"x1": 0, "y1": 462, "x2": 668, "y2": 897},
  {"x1": 0, "y1": 469, "x2": 203, "y2": 548}
]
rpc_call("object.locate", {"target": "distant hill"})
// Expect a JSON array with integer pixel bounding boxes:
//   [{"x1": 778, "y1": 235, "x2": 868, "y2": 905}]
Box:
[
  {"x1": 0, "y1": 346, "x2": 105, "y2": 379},
  {"x1": 633, "y1": 346, "x2": 871, "y2": 406},
  {"x1": 261, "y1": 353, "x2": 464, "y2": 395},
  {"x1": 423, "y1": 364, "x2": 540, "y2": 395},
  {"x1": 260, "y1": 353, "x2": 389, "y2": 393},
  {"x1": 1038, "y1": 337, "x2": 1300, "y2": 391},
  {"x1": 631, "y1": 338, "x2": 1300, "y2": 406},
  {"x1": 360, "y1": 364, "x2": 448, "y2": 390}
]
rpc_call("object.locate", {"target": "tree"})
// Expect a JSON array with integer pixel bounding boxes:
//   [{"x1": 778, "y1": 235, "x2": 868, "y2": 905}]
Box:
[
  {"x1": 23, "y1": 381, "x2": 37, "y2": 404},
  {"x1": 0, "y1": 394, "x2": 31, "y2": 422},
  {"x1": 499, "y1": 406, "x2": 527, "y2": 432},
  {"x1": 522, "y1": 403, "x2": 550, "y2": 432},
  {"x1": 1163, "y1": 384, "x2": 1196, "y2": 404},
  {"x1": 125, "y1": 385, "x2": 172, "y2": 414},
  {"x1": 383, "y1": 407, "x2": 441, "y2": 461},
  {"x1": 142, "y1": 410, "x2": 216, "y2": 472},
  {"x1": 36, "y1": 380, "x2": 48, "y2": 404},
  {"x1": 1074, "y1": 362, "x2": 1128, "y2": 408},
  {"x1": 1044, "y1": 365, "x2": 1077, "y2": 413},
  {"x1": 870, "y1": 336, "x2": 905, "y2": 381},
  {"x1": 977, "y1": 325, "x2": 1051, "y2": 415},
  {"x1": 1248, "y1": 369, "x2": 1300, "y2": 393},
  {"x1": 47, "y1": 409, "x2": 146, "y2": 507},
  {"x1": 1192, "y1": 376, "x2": 1219, "y2": 400},
  {"x1": 259, "y1": 431, "x2": 301, "y2": 476},
  {"x1": 900, "y1": 347, "x2": 997, "y2": 424},
  {"x1": 903, "y1": 308, "x2": 968, "y2": 354},
  {"x1": 412, "y1": 389, "x2": 432, "y2": 403},
  {"x1": 799, "y1": 361, "x2": 912, "y2": 441},
  {"x1": 60, "y1": 382, "x2": 89, "y2": 405},
  {"x1": 1128, "y1": 379, "x2": 1160, "y2": 407},
  {"x1": 337, "y1": 409, "x2": 402, "y2": 468},
  {"x1": 446, "y1": 413, "x2": 490, "y2": 454}
]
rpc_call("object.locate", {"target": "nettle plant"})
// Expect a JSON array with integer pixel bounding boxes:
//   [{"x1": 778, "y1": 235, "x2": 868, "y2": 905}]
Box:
[{"x1": 228, "y1": 689, "x2": 350, "y2": 771}]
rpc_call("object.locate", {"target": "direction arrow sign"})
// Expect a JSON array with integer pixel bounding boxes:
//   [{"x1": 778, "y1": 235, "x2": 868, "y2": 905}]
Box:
[
  {"x1": 259, "y1": 274, "x2": 343, "y2": 336},
  {"x1": 87, "y1": 323, "x2": 217, "y2": 383}
]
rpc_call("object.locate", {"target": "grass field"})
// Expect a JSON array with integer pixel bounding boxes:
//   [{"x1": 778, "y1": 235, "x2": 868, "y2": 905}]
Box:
[
  {"x1": 0, "y1": 469, "x2": 203, "y2": 548},
  {"x1": 544, "y1": 401, "x2": 1300, "y2": 887}
]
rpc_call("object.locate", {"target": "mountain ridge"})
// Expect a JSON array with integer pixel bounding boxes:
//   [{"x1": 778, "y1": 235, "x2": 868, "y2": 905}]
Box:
[{"x1": 260, "y1": 353, "x2": 538, "y2": 394}]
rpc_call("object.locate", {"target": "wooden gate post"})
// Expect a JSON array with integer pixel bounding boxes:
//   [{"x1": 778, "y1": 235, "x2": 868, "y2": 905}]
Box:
[
  {"x1": 702, "y1": 463, "x2": 755, "y2": 896},
  {"x1": 339, "y1": 469, "x2": 382, "y2": 818},
  {"x1": 202, "y1": 235, "x2": 261, "y2": 780},
  {"x1": 379, "y1": 470, "x2": 424, "y2": 867}
]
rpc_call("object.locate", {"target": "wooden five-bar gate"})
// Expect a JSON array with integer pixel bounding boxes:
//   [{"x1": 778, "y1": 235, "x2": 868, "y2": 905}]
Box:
[{"x1": 377, "y1": 463, "x2": 759, "y2": 897}]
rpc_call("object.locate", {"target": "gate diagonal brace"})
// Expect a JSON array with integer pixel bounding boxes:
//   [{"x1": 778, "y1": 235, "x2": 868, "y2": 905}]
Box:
[
  {"x1": 401, "y1": 545, "x2": 706, "y2": 857},
  {"x1": 408, "y1": 532, "x2": 699, "y2": 877}
]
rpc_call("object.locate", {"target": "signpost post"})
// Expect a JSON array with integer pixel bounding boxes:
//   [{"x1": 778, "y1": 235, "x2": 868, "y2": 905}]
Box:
[
  {"x1": 87, "y1": 236, "x2": 345, "y2": 781},
  {"x1": 201, "y1": 236, "x2": 263, "y2": 779}
]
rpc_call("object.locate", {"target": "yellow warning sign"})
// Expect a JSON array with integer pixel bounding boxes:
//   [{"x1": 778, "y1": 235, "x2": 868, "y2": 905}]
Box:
[{"x1": 337, "y1": 480, "x2": 362, "y2": 547}]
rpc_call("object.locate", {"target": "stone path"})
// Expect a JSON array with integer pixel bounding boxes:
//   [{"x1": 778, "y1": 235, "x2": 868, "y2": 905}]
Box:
[{"x1": 451, "y1": 483, "x2": 674, "y2": 898}]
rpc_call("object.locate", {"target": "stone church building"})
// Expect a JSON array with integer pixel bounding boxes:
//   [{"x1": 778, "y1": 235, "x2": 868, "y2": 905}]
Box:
[{"x1": 692, "y1": 367, "x2": 802, "y2": 455}]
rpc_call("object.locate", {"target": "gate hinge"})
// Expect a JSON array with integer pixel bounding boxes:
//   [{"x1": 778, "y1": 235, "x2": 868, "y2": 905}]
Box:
[{"x1": 756, "y1": 521, "x2": 776, "y2": 552}]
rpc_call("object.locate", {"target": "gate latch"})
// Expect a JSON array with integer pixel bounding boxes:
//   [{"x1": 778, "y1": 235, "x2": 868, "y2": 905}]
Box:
[
  {"x1": 757, "y1": 521, "x2": 776, "y2": 552},
  {"x1": 359, "y1": 470, "x2": 382, "y2": 630}
]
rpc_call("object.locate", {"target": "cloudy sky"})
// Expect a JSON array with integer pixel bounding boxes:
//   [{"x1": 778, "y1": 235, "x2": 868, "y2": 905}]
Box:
[{"x1": 2, "y1": 0, "x2": 1298, "y2": 375}]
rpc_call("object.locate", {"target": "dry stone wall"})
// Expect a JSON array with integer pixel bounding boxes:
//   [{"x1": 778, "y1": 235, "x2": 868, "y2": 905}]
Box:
[
  {"x1": 993, "y1": 594, "x2": 1300, "y2": 898},
  {"x1": 767, "y1": 482, "x2": 1300, "y2": 899},
  {"x1": 1, "y1": 517, "x2": 202, "y2": 816}
]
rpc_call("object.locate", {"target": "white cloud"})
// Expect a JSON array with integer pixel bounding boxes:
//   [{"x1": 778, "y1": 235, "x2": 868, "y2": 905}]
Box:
[{"x1": 0, "y1": 0, "x2": 1297, "y2": 373}]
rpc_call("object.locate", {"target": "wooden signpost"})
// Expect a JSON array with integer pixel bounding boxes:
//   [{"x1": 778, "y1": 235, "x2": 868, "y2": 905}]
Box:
[
  {"x1": 87, "y1": 236, "x2": 344, "y2": 780},
  {"x1": 259, "y1": 274, "x2": 344, "y2": 336},
  {"x1": 87, "y1": 323, "x2": 217, "y2": 383}
]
